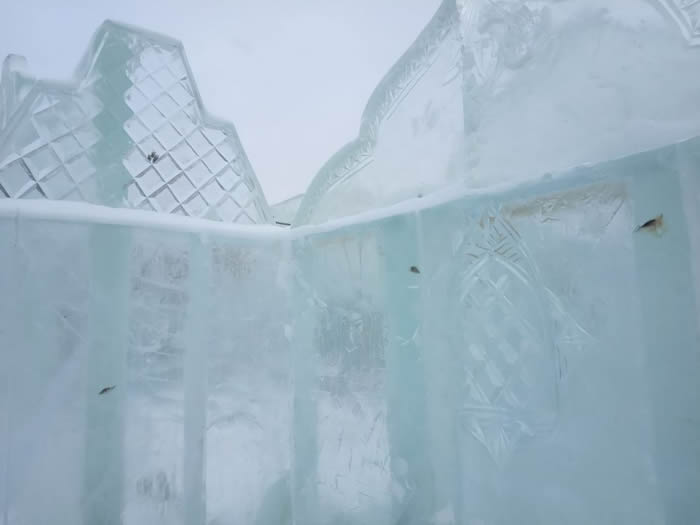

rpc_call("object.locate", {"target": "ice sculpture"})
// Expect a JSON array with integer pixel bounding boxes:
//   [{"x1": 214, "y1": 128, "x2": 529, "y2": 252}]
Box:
[
  {"x1": 1, "y1": 2, "x2": 700, "y2": 525},
  {"x1": 295, "y1": 0, "x2": 700, "y2": 225},
  {"x1": 0, "y1": 21, "x2": 270, "y2": 224},
  {"x1": 2, "y1": 137, "x2": 699, "y2": 524}
]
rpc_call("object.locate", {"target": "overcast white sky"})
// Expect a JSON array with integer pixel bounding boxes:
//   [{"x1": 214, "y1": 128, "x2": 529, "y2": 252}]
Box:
[{"x1": 0, "y1": 0, "x2": 440, "y2": 204}]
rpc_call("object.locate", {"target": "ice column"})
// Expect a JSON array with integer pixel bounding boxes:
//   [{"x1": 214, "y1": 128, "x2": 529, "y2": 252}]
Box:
[
  {"x1": 630, "y1": 144, "x2": 700, "y2": 523},
  {"x1": 183, "y1": 236, "x2": 209, "y2": 525},
  {"x1": 83, "y1": 224, "x2": 131, "y2": 525},
  {"x1": 381, "y1": 213, "x2": 433, "y2": 523},
  {"x1": 290, "y1": 238, "x2": 319, "y2": 525}
]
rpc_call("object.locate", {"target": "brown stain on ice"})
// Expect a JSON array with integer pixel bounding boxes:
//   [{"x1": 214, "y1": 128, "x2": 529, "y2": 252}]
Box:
[{"x1": 635, "y1": 214, "x2": 664, "y2": 235}]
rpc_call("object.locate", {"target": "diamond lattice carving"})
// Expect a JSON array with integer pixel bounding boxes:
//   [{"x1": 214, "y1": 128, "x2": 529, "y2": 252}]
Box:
[
  {"x1": 0, "y1": 21, "x2": 271, "y2": 224},
  {"x1": 452, "y1": 207, "x2": 560, "y2": 465}
]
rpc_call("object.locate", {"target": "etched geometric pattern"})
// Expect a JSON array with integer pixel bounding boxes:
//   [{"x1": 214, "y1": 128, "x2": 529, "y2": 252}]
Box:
[
  {"x1": 452, "y1": 206, "x2": 559, "y2": 465},
  {"x1": 0, "y1": 91, "x2": 103, "y2": 201},
  {"x1": 659, "y1": 0, "x2": 700, "y2": 45},
  {"x1": 0, "y1": 21, "x2": 271, "y2": 224},
  {"x1": 115, "y1": 46, "x2": 265, "y2": 223}
]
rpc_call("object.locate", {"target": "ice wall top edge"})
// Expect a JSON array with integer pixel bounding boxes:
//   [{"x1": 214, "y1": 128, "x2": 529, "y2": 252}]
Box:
[
  {"x1": 0, "y1": 20, "x2": 272, "y2": 225},
  {"x1": 295, "y1": 135, "x2": 700, "y2": 238},
  {"x1": 3, "y1": 134, "x2": 697, "y2": 241},
  {"x1": 0, "y1": 198, "x2": 285, "y2": 240}
]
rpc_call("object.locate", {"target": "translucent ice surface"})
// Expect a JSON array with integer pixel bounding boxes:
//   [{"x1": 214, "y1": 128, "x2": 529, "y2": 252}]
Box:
[
  {"x1": 0, "y1": 21, "x2": 270, "y2": 224},
  {"x1": 0, "y1": 206, "x2": 288, "y2": 525},
  {"x1": 295, "y1": 0, "x2": 700, "y2": 224},
  {"x1": 2, "y1": 137, "x2": 700, "y2": 524},
  {"x1": 271, "y1": 193, "x2": 304, "y2": 226},
  {"x1": 1, "y1": 2, "x2": 700, "y2": 525}
]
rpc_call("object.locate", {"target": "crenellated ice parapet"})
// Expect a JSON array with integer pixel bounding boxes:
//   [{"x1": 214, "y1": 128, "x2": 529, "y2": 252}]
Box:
[{"x1": 0, "y1": 21, "x2": 271, "y2": 224}]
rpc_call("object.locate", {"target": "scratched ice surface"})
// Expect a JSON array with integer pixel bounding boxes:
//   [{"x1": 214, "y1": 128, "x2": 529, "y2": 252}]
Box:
[{"x1": 0, "y1": 21, "x2": 270, "y2": 224}]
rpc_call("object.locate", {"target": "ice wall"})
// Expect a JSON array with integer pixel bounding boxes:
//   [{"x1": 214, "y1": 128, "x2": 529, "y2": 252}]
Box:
[
  {"x1": 1, "y1": 136, "x2": 699, "y2": 524},
  {"x1": 0, "y1": 203, "x2": 288, "y2": 525},
  {"x1": 1, "y1": 2, "x2": 700, "y2": 524},
  {"x1": 295, "y1": 0, "x2": 700, "y2": 225}
]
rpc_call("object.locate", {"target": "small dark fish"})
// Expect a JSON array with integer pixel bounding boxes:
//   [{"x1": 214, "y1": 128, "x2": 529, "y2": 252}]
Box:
[
  {"x1": 635, "y1": 214, "x2": 663, "y2": 233},
  {"x1": 146, "y1": 151, "x2": 159, "y2": 164},
  {"x1": 99, "y1": 385, "x2": 116, "y2": 395},
  {"x1": 275, "y1": 221, "x2": 291, "y2": 226},
  {"x1": 410, "y1": 266, "x2": 420, "y2": 274}
]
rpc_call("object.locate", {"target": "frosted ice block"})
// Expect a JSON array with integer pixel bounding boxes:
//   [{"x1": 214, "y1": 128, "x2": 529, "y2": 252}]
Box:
[
  {"x1": 287, "y1": 136, "x2": 700, "y2": 524},
  {"x1": 296, "y1": 0, "x2": 700, "y2": 225},
  {"x1": 0, "y1": 207, "x2": 289, "y2": 525}
]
